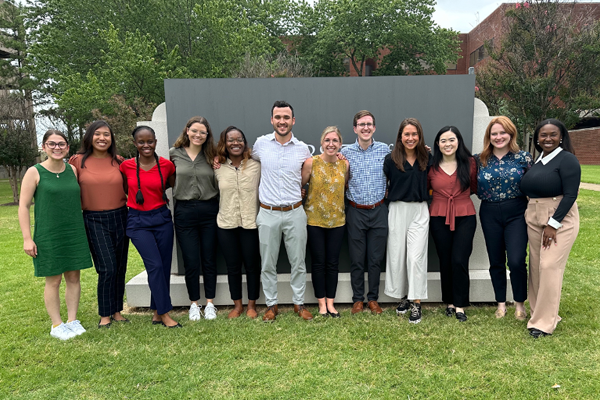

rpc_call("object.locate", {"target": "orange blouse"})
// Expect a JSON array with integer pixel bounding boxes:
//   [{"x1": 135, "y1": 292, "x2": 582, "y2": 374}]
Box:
[
  {"x1": 69, "y1": 154, "x2": 126, "y2": 211},
  {"x1": 428, "y1": 157, "x2": 477, "y2": 231}
]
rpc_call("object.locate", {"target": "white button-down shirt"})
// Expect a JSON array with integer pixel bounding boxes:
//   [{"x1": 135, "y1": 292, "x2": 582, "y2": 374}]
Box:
[{"x1": 252, "y1": 132, "x2": 311, "y2": 206}]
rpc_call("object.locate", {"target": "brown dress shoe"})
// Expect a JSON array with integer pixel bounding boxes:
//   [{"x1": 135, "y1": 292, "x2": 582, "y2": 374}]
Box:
[
  {"x1": 246, "y1": 300, "x2": 258, "y2": 319},
  {"x1": 262, "y1": 305, "x2": 278, "y2": 322},
  {"x1": 351, "y1": 301, "x2": 364, "y2": 314},
  {"x1": 367, "y1": 300, "x2": 383, "y2": 315},
  {"x1": 228, "y1": 299, "x2": 243, "y2": 319},
  {"x1": 294, "y1": 304, "x2": 314, "y2": 320}
]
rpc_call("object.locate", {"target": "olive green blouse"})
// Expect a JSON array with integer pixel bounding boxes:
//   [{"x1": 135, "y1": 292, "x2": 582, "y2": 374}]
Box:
[{"x1": 169, "y1": 147, "x2": 218, "y2": 201}]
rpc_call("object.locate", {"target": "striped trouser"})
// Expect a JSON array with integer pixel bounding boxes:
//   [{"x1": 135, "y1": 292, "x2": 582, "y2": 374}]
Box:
[{"x1": 83, "y1": 206, "x2": 129, "y2": 317}]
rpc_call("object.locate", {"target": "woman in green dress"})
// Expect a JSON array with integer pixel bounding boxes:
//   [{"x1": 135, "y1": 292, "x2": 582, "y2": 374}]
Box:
[{"x1": 18, "y1": 130, "x2": 93, "y2": 340}]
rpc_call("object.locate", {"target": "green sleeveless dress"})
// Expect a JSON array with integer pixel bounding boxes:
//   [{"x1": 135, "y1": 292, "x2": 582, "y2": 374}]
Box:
[{"x1": 32, "y1": 163, "x2": 92, "y2": 277}]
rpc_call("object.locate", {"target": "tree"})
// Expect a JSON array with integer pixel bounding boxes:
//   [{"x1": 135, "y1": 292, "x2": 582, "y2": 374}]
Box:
[
  {"x1": 476, "y1": 0, "x2": 600, "y2": 151},
  {"x1": 294, "y1": 0, "x2": 460, "y2": 77},
  {"x1": 54, "y1": 24, "x2": 186, "y2": 132},
  {"x1": 233, "y1": 52, "x2": 313, "y2": 78},
  {"x1": 0, "y1": 1, "x2": 38, "y2": 203},
  {"x1": 0, "y1": 93, "x2": 38, "y2": 204},
  {"x1": 26, "y1": 0, "x2": 277, "y2": 138}
]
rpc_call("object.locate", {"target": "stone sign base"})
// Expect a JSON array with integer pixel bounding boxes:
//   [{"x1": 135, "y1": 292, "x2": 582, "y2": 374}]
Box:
[{"x1": 125, "y1": 271, "x2": 512, "y2": 307}]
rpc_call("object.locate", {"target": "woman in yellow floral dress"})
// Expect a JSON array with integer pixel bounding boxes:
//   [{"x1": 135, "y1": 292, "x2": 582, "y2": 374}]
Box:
[{"x1": 301, "y1": 126, "x2": 349, "y2": 317}]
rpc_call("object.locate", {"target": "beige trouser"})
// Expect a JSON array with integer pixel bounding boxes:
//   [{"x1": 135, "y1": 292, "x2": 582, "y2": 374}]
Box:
[{"x1": 525, "y1": 196, "x2": 579, "y2": 334}]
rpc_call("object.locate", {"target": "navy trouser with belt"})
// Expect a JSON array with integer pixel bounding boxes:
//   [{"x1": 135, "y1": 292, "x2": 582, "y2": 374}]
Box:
[
  {"x1": 479, "y1": 197, "x2": 528, "y2": 303},
  {"x1": 126, "y1": 206, "x2": 174, "y2": 315},
  {"x1": 83, "y1": 206, "x2": 129, "y2": 317}
]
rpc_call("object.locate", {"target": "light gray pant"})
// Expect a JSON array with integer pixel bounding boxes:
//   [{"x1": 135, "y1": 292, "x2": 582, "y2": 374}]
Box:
[{"x1": 256, "y1": 207, "x2": 307, "y2": 306}]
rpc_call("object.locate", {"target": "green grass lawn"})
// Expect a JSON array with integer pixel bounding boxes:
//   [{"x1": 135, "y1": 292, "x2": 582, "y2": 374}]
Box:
[
  {"x1": 581, "y1": 165, "x2": 600, "y2": 184},
  {"x1": 1, "y1": 184, "x2": 599, "y2": 399}
]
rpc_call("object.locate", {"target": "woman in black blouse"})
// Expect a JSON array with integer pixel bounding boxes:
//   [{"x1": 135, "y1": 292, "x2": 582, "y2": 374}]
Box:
[
  {"x1": 383, "y1": 118, "x2": 431, "y2": 324},
  {"x1": 520, "y1": 119, "x2": 580, "y2": 338}
]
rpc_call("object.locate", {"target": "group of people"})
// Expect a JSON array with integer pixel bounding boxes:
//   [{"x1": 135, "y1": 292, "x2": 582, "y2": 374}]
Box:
[{"x1": 18, "y1": 100, "x2": 580, "y2": 341}]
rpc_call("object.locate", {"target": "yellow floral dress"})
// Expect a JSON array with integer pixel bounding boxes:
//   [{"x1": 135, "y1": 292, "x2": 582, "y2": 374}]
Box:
[{"x1": 304, "y1": 156, "x2": 347, "y2": 228}]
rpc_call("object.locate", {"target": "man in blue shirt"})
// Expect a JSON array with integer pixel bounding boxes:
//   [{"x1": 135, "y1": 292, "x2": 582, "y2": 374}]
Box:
[{"x1": 340, "y1": 110, "x2": 390, "y2": 315}]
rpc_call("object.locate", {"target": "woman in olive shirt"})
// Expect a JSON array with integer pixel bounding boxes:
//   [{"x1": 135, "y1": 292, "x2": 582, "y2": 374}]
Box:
[{"x1": 170, "y1": 116, "x2": 219, "y2": 321}]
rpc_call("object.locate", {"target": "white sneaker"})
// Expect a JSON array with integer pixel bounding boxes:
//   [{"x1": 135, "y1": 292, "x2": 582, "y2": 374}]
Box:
[
  {"x1": 189, "y1": 303, "x2": 202, "y2": 321},
  {"x1": 50, "y1": 323, "x2": 77, "y2": 340},
  {"x1": 204, "y1": 303, "x2": 217, "y2": 320},
  {"x1": 65, "y1": 320, "x2": 86, "y2": 336}
]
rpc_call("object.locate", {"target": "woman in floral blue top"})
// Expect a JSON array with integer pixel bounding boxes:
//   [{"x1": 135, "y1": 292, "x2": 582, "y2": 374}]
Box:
[{"x1": 475, "y1": 116, "x2": 532, "y2": 321}]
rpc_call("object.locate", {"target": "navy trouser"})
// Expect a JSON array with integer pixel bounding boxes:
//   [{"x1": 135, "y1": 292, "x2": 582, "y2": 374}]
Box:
[
  {"x1": 479, "y1": 197, "x2": 528, "y2": 303},
  {"x1": 217, "y1": 227, "x2": 261, "y2": 301},
  {"x1": 83, "y1": 206, "x2": 129, "y2": 317},
  {"x1": 430, "y1": 215, "x2": 476, "y2": 308},
  {"x1": 346, "y1": 204, "x2": 388, "y2": 303},
  {"x1": 174, "y1": 198, "x2": 218, "y2": 301},
  {"x1": 307, "y1": 225, "x2": 345, "y2": 299},
  {"x1": 127, "y1": 206, "x2": 174, "y2": 315}
]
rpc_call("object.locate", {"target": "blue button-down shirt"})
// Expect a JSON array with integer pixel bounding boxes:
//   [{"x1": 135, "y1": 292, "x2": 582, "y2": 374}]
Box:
[
  {"x1": 475, "y1": 150, "x2": 532, "y2": 202},
  {"x1": 341, "y1": 140, "x2": 390, "y2": 205}
]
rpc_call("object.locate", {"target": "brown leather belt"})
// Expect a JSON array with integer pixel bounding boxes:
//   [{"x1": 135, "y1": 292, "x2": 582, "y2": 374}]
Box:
[
  {"x1": 348, "y1": 199, "x2": 384, "y2": 210},
  {"x1": 260, "y1": 201, "x2": 303, "y2": 212}
]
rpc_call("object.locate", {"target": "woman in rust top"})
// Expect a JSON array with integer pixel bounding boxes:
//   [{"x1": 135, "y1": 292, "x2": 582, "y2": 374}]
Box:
[
  {"x1": 69, "y1": 121, "x2": 129, "y2": 328},
  {"x1": 428, "y1": 126, "x2": 477, "y2": 322}
]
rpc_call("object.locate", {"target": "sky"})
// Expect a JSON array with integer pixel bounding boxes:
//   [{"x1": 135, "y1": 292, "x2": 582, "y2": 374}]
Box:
[{"x1": 433, "y1": 0, "x2": 600, "y2": 33}]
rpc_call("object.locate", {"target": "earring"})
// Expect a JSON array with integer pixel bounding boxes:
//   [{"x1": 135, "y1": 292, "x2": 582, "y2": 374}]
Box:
[
  {"x1": 537, "y1": 141, "x2": 540, "y2": 145},
  {"x1": 560, "y1": 139, "x2": 563, "y2": 143}
]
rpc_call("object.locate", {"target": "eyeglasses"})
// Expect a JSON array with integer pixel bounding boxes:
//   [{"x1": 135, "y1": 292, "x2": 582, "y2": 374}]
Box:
[
  {"x1": 45, "y1": 141, "x2": 68, "y2": 149},
  {"x1": 356, "y1": 123, "x2": 374, "y2": 128},
  {"x1": 188, "y1": 129, "x2": 208, "y2": 136},
  {"x1": 226, "y1": 138, "x2": 245, "y2": 144}
]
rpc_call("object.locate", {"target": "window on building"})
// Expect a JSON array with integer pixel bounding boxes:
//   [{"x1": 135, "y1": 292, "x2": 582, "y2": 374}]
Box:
[{"x1": 469, "y1": 39, "x2": 494, "y2": 67}]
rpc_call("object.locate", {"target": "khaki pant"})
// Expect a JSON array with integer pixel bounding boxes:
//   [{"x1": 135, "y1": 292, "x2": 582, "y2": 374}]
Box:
[{"x1": 525, "y1": 196, "x2": 579, "y2": 334}]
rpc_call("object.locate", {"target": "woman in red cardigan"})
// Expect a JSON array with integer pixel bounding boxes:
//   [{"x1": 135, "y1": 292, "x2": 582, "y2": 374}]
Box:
[{"x1": 428, "y1": 126, "x2": 477, "y2": 322}]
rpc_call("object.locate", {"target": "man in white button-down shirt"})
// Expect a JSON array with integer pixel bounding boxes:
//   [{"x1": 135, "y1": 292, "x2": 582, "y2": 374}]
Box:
[{"x1": 252, "y1": 101, "x2": 314, "y2": 322}]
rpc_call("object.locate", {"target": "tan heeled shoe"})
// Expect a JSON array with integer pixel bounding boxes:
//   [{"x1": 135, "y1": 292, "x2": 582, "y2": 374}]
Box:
[
  {"x1": 495, "y1": 308, "x2": 507, "y2": 318},
  {"x1": 514, "y1": 310, "x2": 527, "y2": 321}
]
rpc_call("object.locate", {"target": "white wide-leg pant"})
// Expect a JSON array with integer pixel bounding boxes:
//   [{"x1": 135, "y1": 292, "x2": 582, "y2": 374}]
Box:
[{"x1": 384, "y1": 201, "x2": 429, "y2": 300}]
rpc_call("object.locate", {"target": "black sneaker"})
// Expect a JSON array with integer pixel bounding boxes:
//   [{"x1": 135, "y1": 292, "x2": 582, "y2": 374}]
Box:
[
  {"x1": 409, "y1": 302, "x2": 422, "y2": 324},
  {"x1": 396, "y1": 297, "x2": 411, "y2": 315}
]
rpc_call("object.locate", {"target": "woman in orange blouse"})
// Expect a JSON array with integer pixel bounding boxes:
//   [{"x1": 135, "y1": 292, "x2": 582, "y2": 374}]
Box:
[
  {"x1": 428, "y1": 126, "x2": 477, "y2": 322},
  {"x1": 69, "y1": 121, "x2": 129, "y2": 328}
]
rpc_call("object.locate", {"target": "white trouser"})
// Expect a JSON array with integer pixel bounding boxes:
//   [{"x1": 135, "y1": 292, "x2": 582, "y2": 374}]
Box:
[{"x1": 384, "y1": 201, "x2": 429, "y2": 300}]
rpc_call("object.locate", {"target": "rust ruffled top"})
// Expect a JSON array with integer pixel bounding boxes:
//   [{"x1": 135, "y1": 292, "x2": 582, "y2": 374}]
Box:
[{"x1": 428, "y1": 157, "x2": 477, "y2": 231}]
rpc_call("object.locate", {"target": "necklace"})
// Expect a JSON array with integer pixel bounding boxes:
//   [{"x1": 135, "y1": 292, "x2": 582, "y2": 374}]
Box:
[{"x1": 45, "y1": 163, "x2": 66, "y2": 178}]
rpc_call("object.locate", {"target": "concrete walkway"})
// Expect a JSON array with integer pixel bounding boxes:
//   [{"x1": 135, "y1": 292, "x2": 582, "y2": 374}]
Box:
[{"x1": 581, "y1": 182, "x2": 600, "y2": 191}]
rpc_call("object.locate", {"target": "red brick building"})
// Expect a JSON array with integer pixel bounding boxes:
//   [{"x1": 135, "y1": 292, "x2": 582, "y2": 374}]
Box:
[{"x1": 350, "y1": 2, "x2": 600, "y2": 76}]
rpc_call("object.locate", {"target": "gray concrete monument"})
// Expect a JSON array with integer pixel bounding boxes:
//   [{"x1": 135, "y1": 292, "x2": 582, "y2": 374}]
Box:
[{"x1": 125, "y1": 78, "x2": 511, "y2": 307}]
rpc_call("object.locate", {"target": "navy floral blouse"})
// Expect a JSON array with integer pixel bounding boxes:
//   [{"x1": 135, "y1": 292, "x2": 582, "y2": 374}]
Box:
[{"x1": 475, "y1": 150, "x2": 533, "y2": 202}]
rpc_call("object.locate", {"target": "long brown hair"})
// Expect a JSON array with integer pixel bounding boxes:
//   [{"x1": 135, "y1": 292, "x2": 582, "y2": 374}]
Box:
[
  {"x1": 391, "y1": 118, "x2": 428, "y2": 172},
  {"x1": 173, "y1": 116, "x2": 216, "y2": 166},
  {"x1": 77, "y1": 120, "x2": 120, "y2": 168},
  {"x1": 216, "y1": 126, "x2": 251, "y2": 167},
  {"x1": 479, "y1": 116, "x2": 520, "y2": 167}
]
